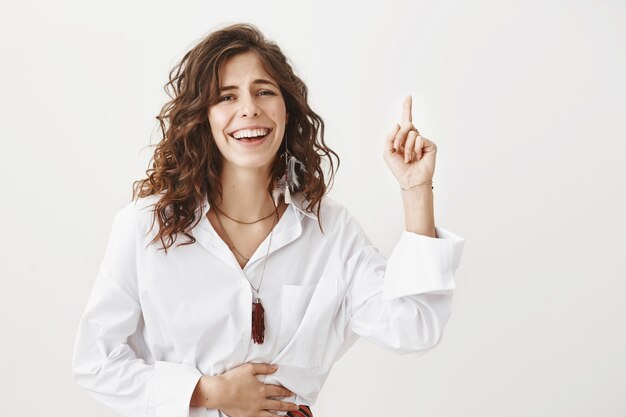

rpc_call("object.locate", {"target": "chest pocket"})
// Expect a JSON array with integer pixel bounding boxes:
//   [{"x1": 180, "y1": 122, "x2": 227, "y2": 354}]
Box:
[{"x1": 273, "y1": 276, "x2": 338, "y2": 368}]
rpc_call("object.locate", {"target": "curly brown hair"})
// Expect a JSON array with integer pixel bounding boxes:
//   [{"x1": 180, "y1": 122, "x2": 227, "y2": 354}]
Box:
[{"x1": 132, "y1": 23, "x2": 340, "y2": 252}]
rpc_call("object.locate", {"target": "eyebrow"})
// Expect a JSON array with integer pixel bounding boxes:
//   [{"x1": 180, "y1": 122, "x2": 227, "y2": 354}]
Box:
[{"x1": 219, "y1": 79, "x2": 278, "y2": 92}]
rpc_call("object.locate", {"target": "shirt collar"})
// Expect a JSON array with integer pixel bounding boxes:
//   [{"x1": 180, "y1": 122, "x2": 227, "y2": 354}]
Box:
[
  {"x1": 193, "y1": 191, "x2": 317, "y2": 270},
  {"x1": 288, "y1": 191, "x2": 318, "y2": 220}
]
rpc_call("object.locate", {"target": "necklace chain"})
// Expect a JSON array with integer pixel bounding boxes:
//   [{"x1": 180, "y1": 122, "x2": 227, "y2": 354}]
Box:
[
  {"x1": 211, "y1": 192, "x2": 279, "y2": 294},
  {"x1": 214, "y1": 209, "x2": 253, "y2": 260},
  {"x1": 212, "y1": 203, "x2": 276, "y2": 225}
]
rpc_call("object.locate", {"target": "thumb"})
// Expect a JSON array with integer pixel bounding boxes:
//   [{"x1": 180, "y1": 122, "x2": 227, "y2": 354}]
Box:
[
  {"x1": 384, "y1": 123, "x2": 401, "y2": 157},
  {"x1": 250, "y1": 363, "x2": 278, "y2": 375}
]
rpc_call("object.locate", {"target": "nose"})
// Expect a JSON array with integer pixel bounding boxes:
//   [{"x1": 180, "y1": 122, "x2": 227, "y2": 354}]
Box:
[{"x1": 238, "y1": 93, "x2": 260, "y2": 118}]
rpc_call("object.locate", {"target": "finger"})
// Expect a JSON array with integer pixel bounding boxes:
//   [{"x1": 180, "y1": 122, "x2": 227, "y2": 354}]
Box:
[
  {"x1": 251, "y1": 363, "x2": 278, "y2": 375},
  {"x1": 265, "y1": 384, "x2": 294, "y2": 398},
  {"x1": 264, "y1": 399, "x2": 300, "y2": 412},
  {"x1": 394, "y1": 123, "x2": 414, "y2": 154},
  {"x1": 414, "y1": 135, "x2": 425, "y2": 161},
  {"x1": 404, "y1": 130, "x2": 418, "y2": 163},
  {"x1": 402, "y1": 95, "x2": 412, "y2": 123},
  {"x1": 384, "y1": 123, "x2": 401, "y2": 156}
]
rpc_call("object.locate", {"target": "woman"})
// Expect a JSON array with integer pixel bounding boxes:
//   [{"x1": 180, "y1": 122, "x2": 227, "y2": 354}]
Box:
[{"x1": 72, "y1": 23, "x2": 465, "y2": 417}]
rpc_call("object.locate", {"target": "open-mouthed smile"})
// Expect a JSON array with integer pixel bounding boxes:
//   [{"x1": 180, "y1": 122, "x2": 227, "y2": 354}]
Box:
[{"x1": 228, "y1": 128, "x2": 272, "y2": 146}]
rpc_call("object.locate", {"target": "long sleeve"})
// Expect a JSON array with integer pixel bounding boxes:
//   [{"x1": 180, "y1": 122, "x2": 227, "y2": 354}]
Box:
[
  {"x1": 343, "y1": 212, "x2": 465, "y2": 355},
  {"x1": 71, "y1": 204, "x2": 203, "y2": 417}
]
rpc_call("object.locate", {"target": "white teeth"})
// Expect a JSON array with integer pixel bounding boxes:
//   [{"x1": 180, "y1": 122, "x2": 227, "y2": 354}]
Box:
[{"x1": 232, "y1": 128, "x2": 270, "y2": 139}]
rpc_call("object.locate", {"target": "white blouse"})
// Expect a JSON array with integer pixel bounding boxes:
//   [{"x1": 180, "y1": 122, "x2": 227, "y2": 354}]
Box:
[{"x1": 72, "y1": 191, "x2": 465, "y2": 417}]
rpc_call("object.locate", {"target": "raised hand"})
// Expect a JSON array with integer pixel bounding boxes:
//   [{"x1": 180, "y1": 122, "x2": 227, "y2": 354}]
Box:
[{"x1": 383, "y1": 95, "x2": 437, "y2": 189}]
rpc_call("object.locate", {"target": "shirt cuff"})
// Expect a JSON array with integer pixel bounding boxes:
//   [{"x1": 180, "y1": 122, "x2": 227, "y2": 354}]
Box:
[
  {"x1": 152, "y1": 361, "x2": 203, "y2": 417},
  {"x1": 382, "y1": 226, "x2": 465, "y2": 300}
]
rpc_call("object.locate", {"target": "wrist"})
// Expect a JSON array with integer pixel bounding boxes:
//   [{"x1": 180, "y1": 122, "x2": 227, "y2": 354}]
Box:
[
  {"x1": 401, "y1": 184, "x2": 436, "y2": 237},
  {"x1": 400, "y1": 179, "x2": 433, "y2": 191},
  {"x1": 191, "y1": 375, "x2": 225, "y2": 409}
]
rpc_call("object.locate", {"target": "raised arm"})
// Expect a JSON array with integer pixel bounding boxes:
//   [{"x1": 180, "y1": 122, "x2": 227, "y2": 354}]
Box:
[
  {"x1": 345, "y1": 94, "x2": 464, "y2": 352},
  {"x1": 383, "y1": 94, "x2": 438, "y2": 238}
]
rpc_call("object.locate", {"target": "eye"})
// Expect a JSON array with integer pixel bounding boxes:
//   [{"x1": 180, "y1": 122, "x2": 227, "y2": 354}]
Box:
[
  {"x1": 259, "y1": 90, "x2": 276, "y2": 96},
  {"x1": 217, "y1": 95, "x2": 234, "y2": 102}
]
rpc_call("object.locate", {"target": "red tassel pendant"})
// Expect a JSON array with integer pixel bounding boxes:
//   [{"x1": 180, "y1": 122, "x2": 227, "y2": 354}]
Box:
[{"x1": 252, "y1": 297, "x2": 265, "y2": 344}]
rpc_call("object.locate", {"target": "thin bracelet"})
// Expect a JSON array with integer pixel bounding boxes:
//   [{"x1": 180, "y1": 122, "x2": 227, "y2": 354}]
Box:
[{"x1": 401, "y1": 180, "x2": 434, "y2": 191}]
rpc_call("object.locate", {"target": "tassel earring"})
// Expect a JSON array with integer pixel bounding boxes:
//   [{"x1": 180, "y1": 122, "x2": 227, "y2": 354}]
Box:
[
  {"x1": 273, "y1": 134, "x2": 306, "y2": 206},
  {"x1": 272, "y1": 173, "x2": 288, "y2": 207}
]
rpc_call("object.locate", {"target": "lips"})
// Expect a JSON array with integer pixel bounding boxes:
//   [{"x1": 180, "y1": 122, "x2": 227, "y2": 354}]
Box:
[{"x1": 228, "y1": 130, "x2": 272, "y2": 147}]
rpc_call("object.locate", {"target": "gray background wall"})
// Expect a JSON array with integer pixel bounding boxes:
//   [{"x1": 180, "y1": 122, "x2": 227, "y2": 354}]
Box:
[{"x1": 1, "y1": 0, "x2": 624, "y2": 416}]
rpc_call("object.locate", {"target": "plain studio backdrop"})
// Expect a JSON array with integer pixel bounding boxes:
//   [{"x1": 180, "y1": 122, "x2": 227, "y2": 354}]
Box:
[{"x1": 1, "y1": 0, "x2": 624, "y2": 416}]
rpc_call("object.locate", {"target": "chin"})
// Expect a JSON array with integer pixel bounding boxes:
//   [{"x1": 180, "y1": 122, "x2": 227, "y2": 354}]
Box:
[{"x1": 230, "y1": 156, "x2": 276, "y2": 171}]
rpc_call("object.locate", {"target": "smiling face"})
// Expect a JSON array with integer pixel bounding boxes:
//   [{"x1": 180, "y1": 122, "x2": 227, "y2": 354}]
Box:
[{"x1": 207, "y1": 51, "x2": 289, "y2": 174}]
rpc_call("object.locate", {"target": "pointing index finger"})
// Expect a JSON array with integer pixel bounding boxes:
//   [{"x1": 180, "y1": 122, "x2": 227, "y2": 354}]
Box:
[{"x1": 402, "y1": 95, "x2": 412, "y2": 123}]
